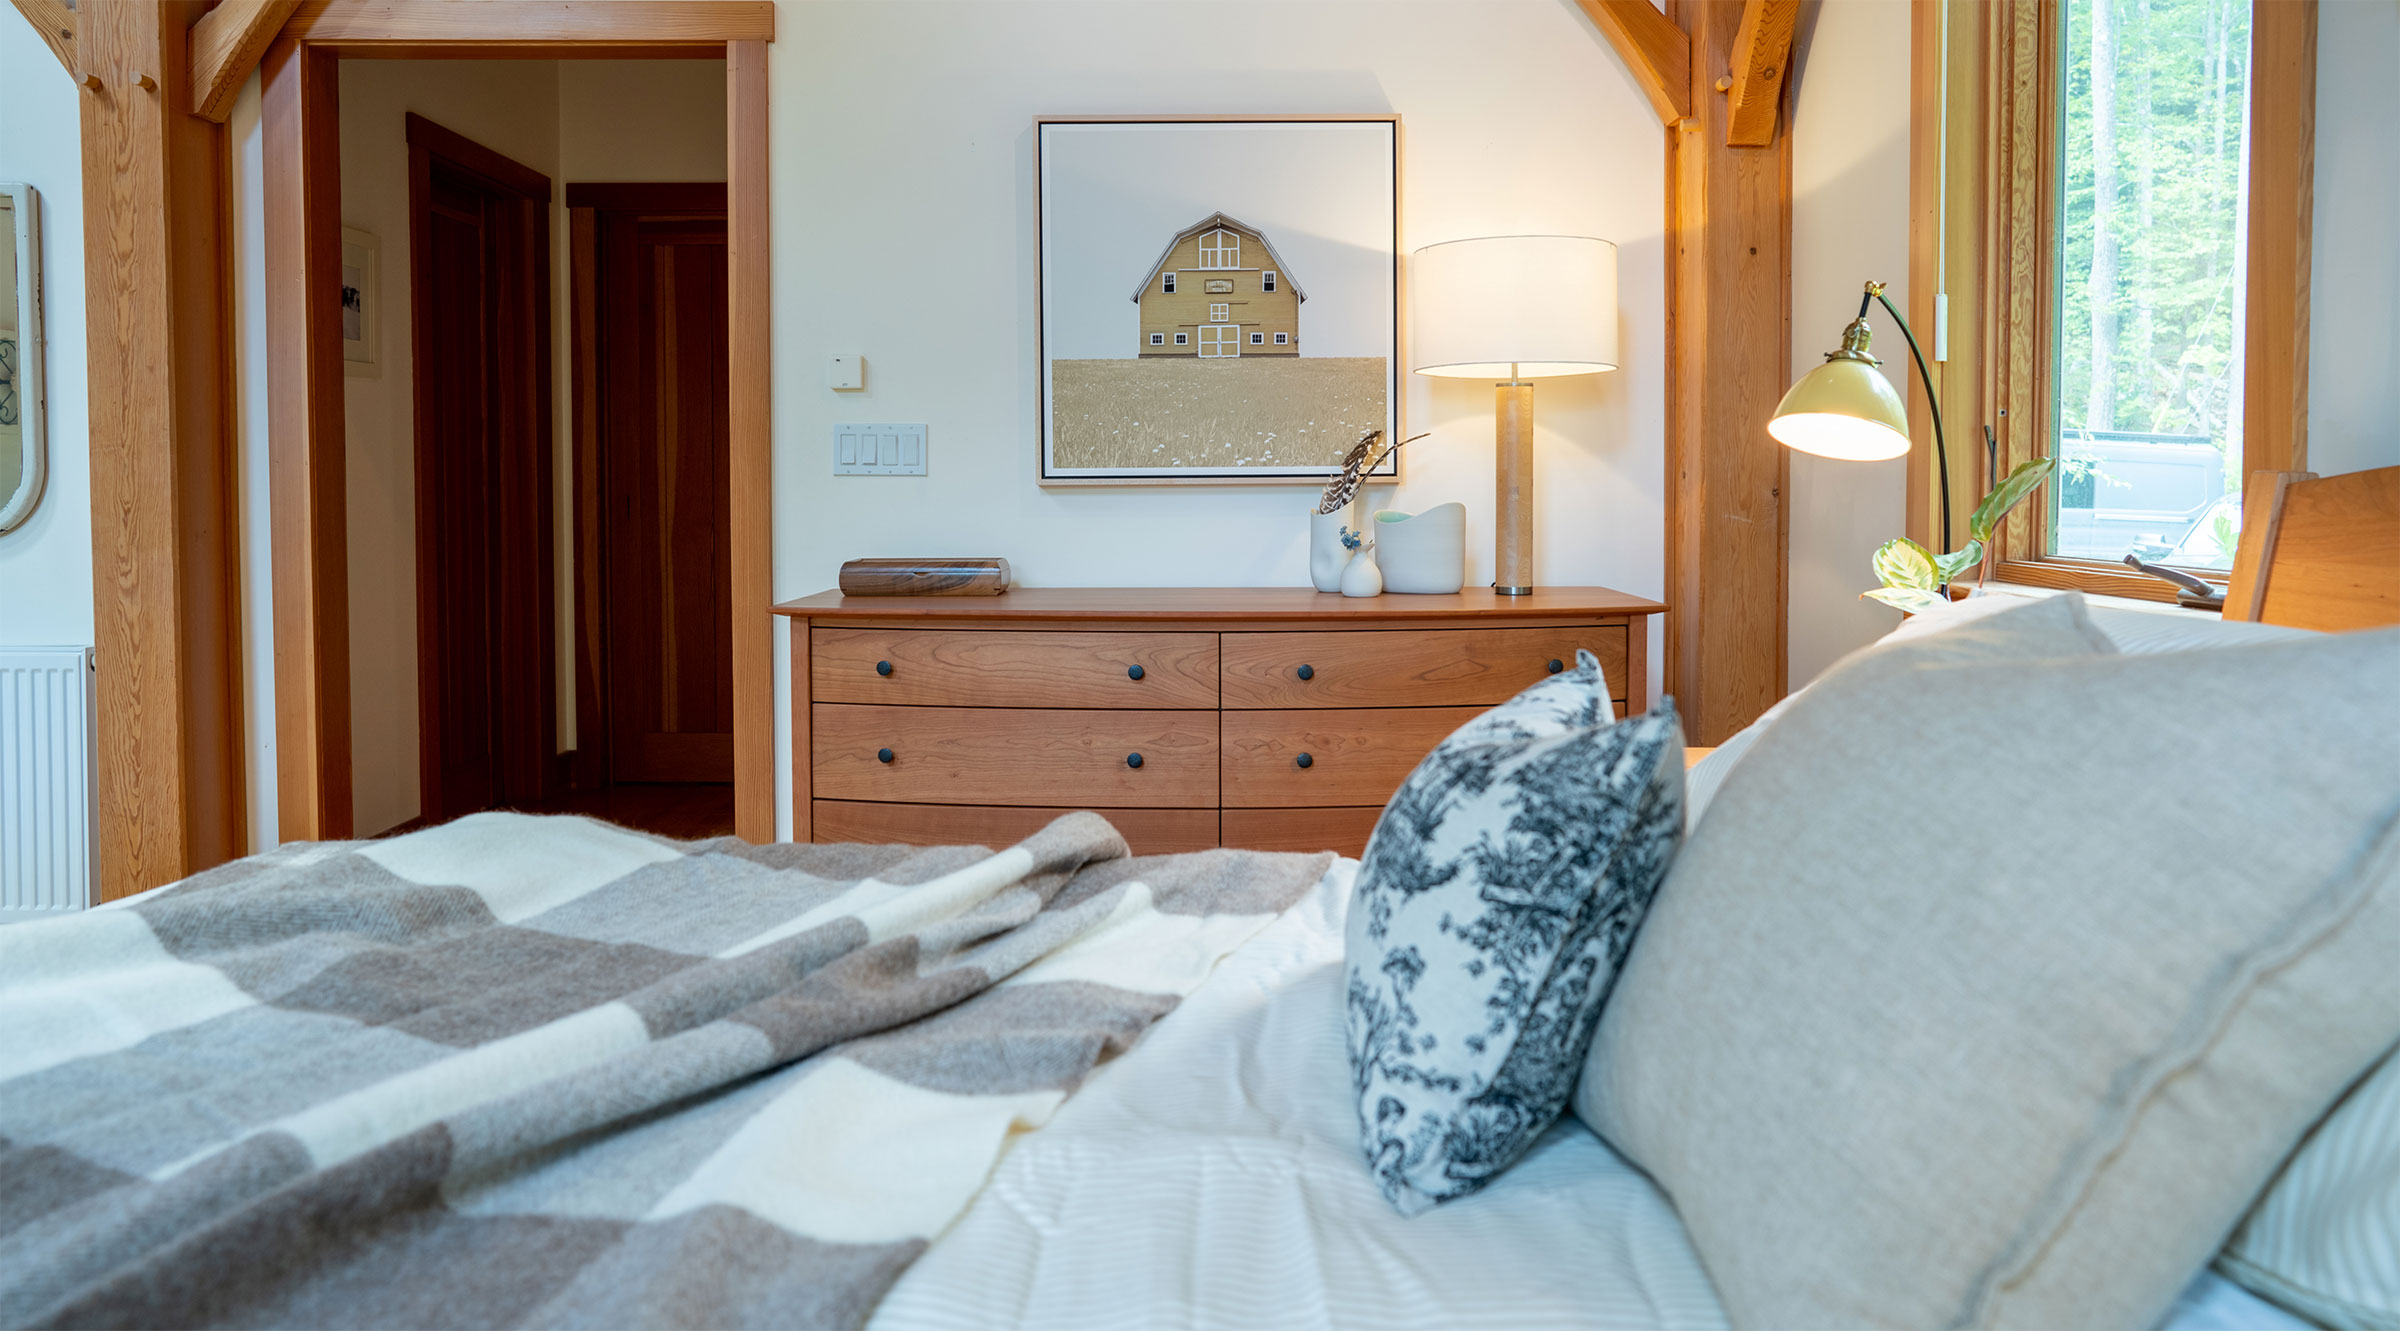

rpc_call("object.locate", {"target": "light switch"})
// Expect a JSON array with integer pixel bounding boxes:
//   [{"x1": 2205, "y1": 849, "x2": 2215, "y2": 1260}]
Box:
[
  {"x1": 832, "y1": 423, "x2": 927, "y2": 475},
  {"x1": 828, "y1": 353, "x2": 865, "y2": 391}
]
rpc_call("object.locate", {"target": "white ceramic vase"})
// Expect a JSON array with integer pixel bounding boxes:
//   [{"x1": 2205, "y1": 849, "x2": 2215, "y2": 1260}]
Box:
[
  {"x1": 1373, "y1": 502, "x2": 1466, "y2": 594},
  {"x1": 1340, "y1": 543, "x2": 1383, "y2": 597},
  {"x1": 1308, "y1": 505, "x2": 1356, "y2": 593}
]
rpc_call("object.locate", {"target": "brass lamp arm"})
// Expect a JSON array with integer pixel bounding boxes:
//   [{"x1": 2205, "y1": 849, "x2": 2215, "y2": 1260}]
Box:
[{"x1": 1860, "y1": 281, "x2": 1954, "y2": 553}]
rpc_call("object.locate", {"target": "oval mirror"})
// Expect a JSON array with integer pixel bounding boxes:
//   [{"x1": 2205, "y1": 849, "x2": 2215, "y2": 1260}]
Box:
[{"x1": 0, "y1": 182, "x2": 46, "y2": 535}]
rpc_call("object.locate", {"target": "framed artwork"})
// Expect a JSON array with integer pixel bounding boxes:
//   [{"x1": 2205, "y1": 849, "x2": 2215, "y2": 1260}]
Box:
[
  {"x1": 341, "y1": 226, "x2": 380, "y2": 376},
  {"x1": 1036, "y1": 115, "x2": 1400, "y2": 486}
]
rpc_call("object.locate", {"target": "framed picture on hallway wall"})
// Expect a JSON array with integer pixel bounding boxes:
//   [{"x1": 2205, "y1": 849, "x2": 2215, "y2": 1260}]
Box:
[{"x1": 1036, "y1": 115, "x2": 1401, "y2": 486}]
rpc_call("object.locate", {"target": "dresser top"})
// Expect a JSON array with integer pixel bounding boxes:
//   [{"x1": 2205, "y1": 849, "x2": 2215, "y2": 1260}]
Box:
[{"x1": 774, "y1": 585, "x2": 1666, "y2": 623}]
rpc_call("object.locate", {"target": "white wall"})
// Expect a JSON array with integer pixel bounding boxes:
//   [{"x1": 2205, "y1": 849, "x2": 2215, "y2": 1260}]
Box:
[
  {"x1": 2306, "y1": 0, "x2": 2400, "y2": 481},
  {"x1": 1786, "y1": 0, "x2": 1913, "y2": 687},
  {"x1": 0, "y1": 18, "x2": 91, "y2": 649},
  {"x1": 767, "y1": 0, "x2": 1671, "y2": 836}
]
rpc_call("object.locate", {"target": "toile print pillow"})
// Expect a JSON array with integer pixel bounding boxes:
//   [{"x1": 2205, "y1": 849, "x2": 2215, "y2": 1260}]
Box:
[{"x1": 1344, "y1": 651, "x2": 1684, "y2": 1215}]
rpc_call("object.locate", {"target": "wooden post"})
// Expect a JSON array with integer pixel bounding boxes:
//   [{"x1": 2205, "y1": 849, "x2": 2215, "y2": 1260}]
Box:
[
  {"x1": 1661, "y1": 0, "x2": 1793, "y2": 745},
  {"x1": 1494, "y1": 382, "x2": 1535, "y2": 593},
  {"x1": 728, "y1": 39, "x2": 775, "y2": 841},
  {"x1": 2241, "y1": 0, "x2": 2315, "y2": 476},
  {"x1": 75, "y1": 0, "x2": 247, "y2": 897}
]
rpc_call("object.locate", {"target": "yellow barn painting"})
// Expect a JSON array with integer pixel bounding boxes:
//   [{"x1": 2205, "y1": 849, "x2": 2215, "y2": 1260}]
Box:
[{"x1": 1132, "y1": 213, "x2": 1304, "y2": 359}]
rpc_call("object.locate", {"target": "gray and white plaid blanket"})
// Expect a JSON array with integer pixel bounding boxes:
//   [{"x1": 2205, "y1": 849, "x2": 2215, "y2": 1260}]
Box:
[{"x1": 0, "y1": 811, "x2": 1330, "y2": 1329}]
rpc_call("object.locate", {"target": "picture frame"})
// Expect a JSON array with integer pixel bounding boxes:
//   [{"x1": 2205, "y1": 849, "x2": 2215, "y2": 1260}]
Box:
[
  {"x1": 1036, "y1": 115, "x2": 1402, "y2": 487},
  {"x1": 341, "y1": 226, "x2": 380, "y2": 376}
]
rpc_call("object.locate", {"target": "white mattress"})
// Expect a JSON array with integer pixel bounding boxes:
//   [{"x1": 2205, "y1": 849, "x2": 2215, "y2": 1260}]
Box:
[{"x1": 869, "y1": 858, "x2": 2306, "y2": 1331}]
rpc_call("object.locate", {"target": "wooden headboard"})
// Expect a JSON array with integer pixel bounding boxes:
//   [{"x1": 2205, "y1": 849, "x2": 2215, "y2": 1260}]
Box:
[{"x1": 2225, "y1": 466, "x2": 2400, "y2": 631}]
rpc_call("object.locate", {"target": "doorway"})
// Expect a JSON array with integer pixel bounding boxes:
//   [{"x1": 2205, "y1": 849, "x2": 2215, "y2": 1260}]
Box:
[
  {"x1": 567, "y1": 184, "x2": 735, "y2": 831},
  {"x1": 406, "y1": 114, "x2": 556, "y2": 826}
]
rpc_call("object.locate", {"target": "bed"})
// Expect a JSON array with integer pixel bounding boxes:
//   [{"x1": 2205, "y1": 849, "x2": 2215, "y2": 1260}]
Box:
[{"x1": 3, "y1": 469, "x2": 2393, "y2": 1330}]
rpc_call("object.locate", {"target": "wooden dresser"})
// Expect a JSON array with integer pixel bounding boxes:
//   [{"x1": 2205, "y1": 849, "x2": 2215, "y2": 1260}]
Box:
[{"x1": 775, "y1": 588, "x2": 1666, "y2": 858}]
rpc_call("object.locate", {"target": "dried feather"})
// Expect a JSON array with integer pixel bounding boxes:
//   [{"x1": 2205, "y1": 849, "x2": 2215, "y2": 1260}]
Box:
[{"x1": 1315, "y1": 430, "x2": 1428, "y2": 514}]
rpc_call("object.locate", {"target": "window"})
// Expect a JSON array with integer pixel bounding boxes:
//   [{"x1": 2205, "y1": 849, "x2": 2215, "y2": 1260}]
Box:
[
  {"x1": 1198, "y1": 229, "x2": 1240, "y2": 270},
  {"x1": 1149, "y1": 332, "x2": 1164, "y2": 346},
  {"x1": 2050, "y1": 0, "x2": 2252, "y2": 571},
  {"x1": 1162, "y1": 273, "x2": 1176, "y2": 294},
  {"x1": 1274, "y1": 332, "x2": 1289, "y2": 345},
  {"x1": 1250, "y1": 332, "x2": 1265, "y2": 345},
  {"x1": 1927, "y1": 0, "x2": 2311, "y2": 599},
  {"x1": 1174, "y1": 332, "x2": 1188, "y2": 345},
  {"x1": 1262, "y1": 270, "x2": 1277, "y2": 293},
  {"x1": 1208, "y1": 303, "x2": 1229, "y2": 322}
]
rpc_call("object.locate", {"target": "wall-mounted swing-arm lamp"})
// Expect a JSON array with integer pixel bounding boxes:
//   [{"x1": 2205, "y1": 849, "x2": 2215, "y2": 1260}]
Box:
[{"x1": 1767, "y1": 280, "x2": 1955, "y2": 553}]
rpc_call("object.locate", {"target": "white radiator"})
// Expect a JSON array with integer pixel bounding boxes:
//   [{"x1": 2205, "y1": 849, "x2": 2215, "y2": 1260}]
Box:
[{"x1": 0, "y1": 647, "x2": 96, "y2": 915}]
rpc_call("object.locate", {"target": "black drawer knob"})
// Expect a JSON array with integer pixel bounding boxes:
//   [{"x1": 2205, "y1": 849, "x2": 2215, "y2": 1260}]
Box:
[
  {"x1": 1126, "y1": 753, "x2": 1144, "y2": 769},
  {"x1": 877, "y1": 747, "x2": 894, "y2": 764},
  {"x1": 1128, "y1": 664, "x2": 1145, "y2": 681},
  {"x1": 875, "y1": 660, "x2": 893, "y2": 677},
  {"x1": 1296, "y1": 752, "x2": 1314, "y2": 769},
  {"x1": 1547, "y1": 658, "x2": 1565, "y2": 674},
  {"x1": 1296, "y1": 664, "x2": 1315, "y2": 681}
]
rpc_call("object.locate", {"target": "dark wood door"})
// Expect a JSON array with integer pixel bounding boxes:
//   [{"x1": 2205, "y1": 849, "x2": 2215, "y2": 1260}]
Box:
[
  {"x1": 409, "y1": 115, "x2": 556, "y2": 824},
  {"x1": 597, "y1": 203, "x2": 733, "y2": 783}
]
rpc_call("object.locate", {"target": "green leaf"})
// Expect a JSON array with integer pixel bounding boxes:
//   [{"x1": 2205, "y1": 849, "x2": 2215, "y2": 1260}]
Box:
[
  {"x1": 1932, "y1": 539, "x2": 1985, "y2": 583},
  {"x1": 1862, "y1": 586, "x2": 1952, "y2": 614},
  {"x1": 1870, "y1": 537, "x2": 1941, "y2": 592},
  {"x1": 1969, "y1": 458, "x2": 2057, "y2": 543}
]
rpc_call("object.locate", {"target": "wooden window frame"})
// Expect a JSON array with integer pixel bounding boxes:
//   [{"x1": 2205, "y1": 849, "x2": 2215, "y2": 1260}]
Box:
[
  {"x1": 1916, "y1": 0, "x2": 2315, "y2": 603},
  {"x1": 1162, "y1": 272, "x2": 1175, "y2": 294},
  {"x1": 1262, "y1": 269, "x2": 1277, "y2": 292},
  {"x1": 1199, "y1": 229, "x2": 1239, "y2": 270}
]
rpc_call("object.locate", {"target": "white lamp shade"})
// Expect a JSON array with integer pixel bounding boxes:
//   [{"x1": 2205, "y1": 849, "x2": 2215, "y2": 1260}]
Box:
[
  {"x1": 1767, "y1": 358, "x2": 1912, "y2": 461},
  {"x1": 1412, "y1": 235, "x2": 1619, "y2": 379}
]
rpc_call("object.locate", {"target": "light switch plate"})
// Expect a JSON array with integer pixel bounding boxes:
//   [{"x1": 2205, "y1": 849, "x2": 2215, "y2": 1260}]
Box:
[
  {"x1": 828, "y1": 353, "x2": 865, "y2": 391},
  {"x1": 833, "y1": 423, "x2": 926, "y2": 475}
]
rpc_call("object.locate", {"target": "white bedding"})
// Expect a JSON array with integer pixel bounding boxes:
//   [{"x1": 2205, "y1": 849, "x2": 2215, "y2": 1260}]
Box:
[{"x1": 872, "y1": 858, "x2": 2310, "y2": 1331}]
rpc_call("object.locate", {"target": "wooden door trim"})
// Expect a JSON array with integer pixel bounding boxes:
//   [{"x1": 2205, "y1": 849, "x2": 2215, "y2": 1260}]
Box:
[
  {"x1": 569, "y1": 186, "x2": 733, "y2": 792},
  {"x1": 265, "y1": 5, "x2": 776, "y2": 847},
  {"x1": 564, "y1": 182, "x2": 727, "y2": 212}
]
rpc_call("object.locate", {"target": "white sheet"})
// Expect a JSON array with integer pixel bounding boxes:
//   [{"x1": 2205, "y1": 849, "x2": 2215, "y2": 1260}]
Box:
[{"x1": 869, "y1": 859, "x2": 2310, "y2": 1331}]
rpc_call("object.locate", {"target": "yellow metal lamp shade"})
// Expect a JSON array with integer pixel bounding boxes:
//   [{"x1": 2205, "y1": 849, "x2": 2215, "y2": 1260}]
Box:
[{"x1": 1768, "y1": 355, "x2": 1911, "y2": 461}]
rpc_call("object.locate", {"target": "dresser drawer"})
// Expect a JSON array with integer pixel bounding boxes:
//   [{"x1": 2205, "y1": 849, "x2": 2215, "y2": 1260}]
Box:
[
  {"x1": 1220, "y1": 707, "x2": 1483, "y2": 808},
  {"x1": 814, "y1": 704, "x2": 1218, "y2": 808},
  {"x1": 1222, "y1": 806, "x2": 1383, "y2": 858},
  {"x1": 814, "y1": 628, "x2": 1219, "y2": 709},
  {"x1": 814, "y1": 801, "x2": 1220, "y2": 854},
  {"x1": 1219, "y1": 626, "x2": 1628, "y2": 709}
]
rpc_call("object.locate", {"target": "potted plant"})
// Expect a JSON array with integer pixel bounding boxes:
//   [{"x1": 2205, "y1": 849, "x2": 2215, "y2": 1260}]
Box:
[{"x1": 1863, "y1": 457, "x2": 2056, "y2": 612}]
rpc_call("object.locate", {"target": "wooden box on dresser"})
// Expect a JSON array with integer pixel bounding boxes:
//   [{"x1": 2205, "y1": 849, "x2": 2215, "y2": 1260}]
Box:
[{"x1": 776, "y1": 588, "x2": 1668, "y2": 859}]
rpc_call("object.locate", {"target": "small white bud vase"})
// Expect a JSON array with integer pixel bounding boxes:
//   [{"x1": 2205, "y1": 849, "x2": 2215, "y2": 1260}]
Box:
[
  {"x1": 1308, "y1": 505, "x2": 1356, "y2": 593},
  {"x1": 1340, "y1": 542, "x2": 1383, "y2": 597},
  {"x1": 1373, "y1": 502, "x2": 1466, "y2": 594}
]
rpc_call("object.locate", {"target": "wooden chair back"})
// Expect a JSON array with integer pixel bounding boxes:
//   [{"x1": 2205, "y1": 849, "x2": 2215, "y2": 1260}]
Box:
[{"x1": 2224, "y1": 466, "x2": 2400, "y2": 630}]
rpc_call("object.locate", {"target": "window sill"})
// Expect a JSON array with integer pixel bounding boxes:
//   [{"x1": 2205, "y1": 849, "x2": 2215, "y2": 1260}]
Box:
[{"x1": 1989, "y1": 558, "x2": 2226, "y2": 608}]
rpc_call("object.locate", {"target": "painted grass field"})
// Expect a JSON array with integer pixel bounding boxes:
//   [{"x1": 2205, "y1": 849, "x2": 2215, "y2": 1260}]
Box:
[{"x1": 1048, "y1": 356, "x2": 1389, "y2": 473}]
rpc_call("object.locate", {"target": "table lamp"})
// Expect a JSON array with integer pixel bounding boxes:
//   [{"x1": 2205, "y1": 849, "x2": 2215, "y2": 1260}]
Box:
[{"x1": 1413, "y1": 236, "x2": 1619, "y2": 594}]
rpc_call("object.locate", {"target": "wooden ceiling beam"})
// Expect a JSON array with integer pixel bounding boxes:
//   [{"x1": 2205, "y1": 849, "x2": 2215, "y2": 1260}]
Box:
[
  {"x1": 189, "y1": 0, "x2": 301, "y2": 122},
  {"x1": 281, "y1": 0, "x2": 773, "y2": 49},
  {"x1": 1724, "y1": 0, "x2": 1800, "y2": 146},
  {"x1": 8, "y1": 0, "x2": 77, "y2": 75},
  {"x1": 1576, "y1": 0, "x2": 1693, "y2": 125}
]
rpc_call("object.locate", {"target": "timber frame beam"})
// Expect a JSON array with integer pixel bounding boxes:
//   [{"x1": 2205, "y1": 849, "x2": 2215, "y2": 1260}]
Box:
[
  {"x1": 7, "y1": 0, "x2": 74, "y2": 74},
  {"x1": 1583, "y1": 0, "x2": 1800, "y2": 744}
]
